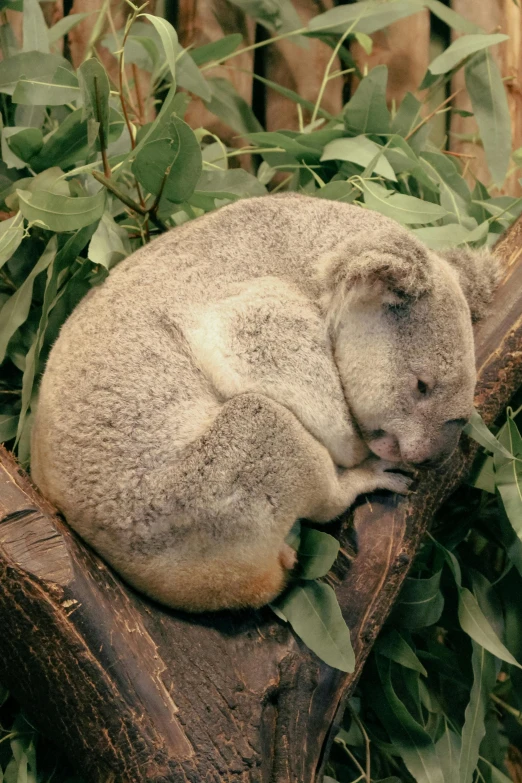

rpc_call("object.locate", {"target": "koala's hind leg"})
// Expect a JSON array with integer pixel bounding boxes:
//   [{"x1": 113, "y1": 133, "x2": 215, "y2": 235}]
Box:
[{"x1": 120, "y1": 393, "x2": 351, "y2": 612}]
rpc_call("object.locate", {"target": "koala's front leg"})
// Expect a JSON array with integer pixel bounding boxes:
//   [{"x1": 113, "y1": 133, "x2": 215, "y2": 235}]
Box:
[{"x1": 311, "y1": 457, "x2": 413, "y2": 523}]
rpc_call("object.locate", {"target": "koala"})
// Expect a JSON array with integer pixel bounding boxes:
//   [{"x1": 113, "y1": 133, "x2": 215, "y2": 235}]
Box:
[{"x1": 31, "y1": 194, "x2": 499, "y2": 612}]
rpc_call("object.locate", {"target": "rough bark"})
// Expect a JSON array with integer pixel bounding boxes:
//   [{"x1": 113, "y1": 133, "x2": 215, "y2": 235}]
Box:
[{"x1": 0, "y1": 217, "x2": 521, "y2": 782}]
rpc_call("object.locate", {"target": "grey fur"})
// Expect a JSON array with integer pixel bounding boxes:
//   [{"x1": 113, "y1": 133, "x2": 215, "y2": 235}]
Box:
[{"x1": 31, "y1": 194, "x2": 499, "y2": 611}]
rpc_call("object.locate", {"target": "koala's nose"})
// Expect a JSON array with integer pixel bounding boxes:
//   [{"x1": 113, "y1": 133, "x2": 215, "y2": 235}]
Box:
[{"x1": 408, "y1": 420, "x2": 466, "y2": 469}]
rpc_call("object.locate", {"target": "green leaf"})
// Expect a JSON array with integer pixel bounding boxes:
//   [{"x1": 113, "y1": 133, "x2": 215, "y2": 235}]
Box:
[
  {"x1": 458, "y1": 587, "x2": 522, "y2": 667},
  {"x1": 0, "y1": 211, "x2": 24, "y2": 269},
  {"x1": 78, "y1": 58, "x2": 111, "y2": 151},
  {"x1": 0, "y1": 414, "x2": 18, "y2": 443},
  {"x1": 176, "y1": 49, "x2": 211, "y2": 101},
  {"x1": 141, "y1": 13, "x2": 178, "y2": 80},
  {"x1": 391, "y1": 91, "x2": 422, "y2": 137},
  {"x1": 132, "y1": 115, "x2": 202, "y2": 209},
  {"x1": 16, "y1": 225, "x2": 97, "y2": 442},
  {"x1": 392, "y1": 569, "x2": 444, "y2": 629},
  {"x1": 7, "y1": 127, "x2": 43, "y2": 163},
  {"x1": 22, "y1": 0, "x2": 50, "y2": 53},
  {"x1": 17, "y1": 188, "x2": 106, "y2": 232},
  {"x1": 0, "y1": 237, "x2": 56, "y2": 364},
  {"x1": 296, "y1": 528, "x2": 339, "y2": 580},
  {"x1": 343, "y1": 65, "x2": 390, "y2": 135},
  {"x1": 435, "y1": 720, "x2": 461, "y2": 783},
  {"x1": 30, "y1": 107, "x2": 124, "y2": 173},
  {"x1": 321, "y1": 136, "x2": 396, "y2": 180},
  {"x1": 205, "y1": 78, "x2": 263, "y2": 136},
  {"x1": 190, "y1": 34, "x2": 243, "y2": 66},
  {"x1": 423, "y1": 0, "x2": 482, "y2": 34},
  {"x1": 459, "y1": 643, "x2": 497, "y2": 783},
  {"x1": 250, "y1": 72, "x2": 334, "y2": 121},
  {"x1": 309, "y1": 0, "x2": 424, "y2": 36},
  {"x1": 376, "y1": 630, "x2": 428, "y2": 676},
  {"x1": 429, "y1": 34, "x2": 508, "y2": 75},
  {"x1": 191, "y1": 168, "x2": 266, "y2": 207},
  {"x1": 464, "y1": 410, "x2": 513, "y2": 459},
  {"x1": 374, "y1": 656, "x2": 444, "y2": 783},
  {"x1": 88, "y1": 213, "x2": 130, "y2": 270},
  {"x1": 13, "y1": 65, "x2": 80, "y2": 105},
  {"x1": 361, "y1": 180, "x2": 448, "y2": 225},
  {"x1": 47, "y1": 12, "x2": 92, "y2": 46},
  {"x1": 315, "y1": 181, "x2": 358, "y2": 203},
  {"x1": 465, "y1": 50, "x2": 511, "y2": 187},
  {"x1": 412, "y1": 223, "x2": 488, "y2": 251},
  {"x1": 272, "y1": 581, "x2": 355, "y2": 672},
  {"x1": 0, "y1": 51, "x2": 71, "y2": 95}
]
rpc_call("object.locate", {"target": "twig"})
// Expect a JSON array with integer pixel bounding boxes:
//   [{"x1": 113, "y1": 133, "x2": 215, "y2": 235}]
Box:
[
  {"x1": 93, "y1": 76, "x2": 111, "y2": 179},
  {"x1": 350, "y1": 708, "x2": 371, "y2": 783},
  {"x1": 405, "y1": 89, "x2": 462, "y2": 141},
  {"x1": 92, "y1": 171, "x2": 168, "y2": 233}
]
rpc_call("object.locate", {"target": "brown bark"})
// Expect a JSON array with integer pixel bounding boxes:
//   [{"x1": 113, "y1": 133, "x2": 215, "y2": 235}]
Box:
[
  {"x1": 450, "y1": 0, "x2": 522, "y2": 195},
  {"x1": 0, "y1": 218, "x2": 521, "y2": 782}
]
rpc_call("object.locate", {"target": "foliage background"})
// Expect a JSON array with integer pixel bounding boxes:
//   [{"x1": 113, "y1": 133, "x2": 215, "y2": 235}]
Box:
[{"x1": 0, "y1": 0, "x2": 521, "y2": 780}]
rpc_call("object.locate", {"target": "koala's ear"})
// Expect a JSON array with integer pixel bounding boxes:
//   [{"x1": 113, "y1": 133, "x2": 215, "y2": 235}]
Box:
[
  {"x1": 440, "y1": 246, "x2": 501, "y2": 322},
  {"x1": 318, "y1": 227, "x2": 433, "y2": 313}
]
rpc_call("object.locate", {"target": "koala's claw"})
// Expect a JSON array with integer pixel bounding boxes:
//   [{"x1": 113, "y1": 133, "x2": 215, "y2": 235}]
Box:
[{"x1": 365, "y1": 457, "x2": 414, "y2": 495}]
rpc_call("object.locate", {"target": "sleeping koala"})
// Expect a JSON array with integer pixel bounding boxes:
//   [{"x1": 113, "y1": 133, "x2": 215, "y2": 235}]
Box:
[{"x1": 31, "y1": 194, "x2": 499, "y2": 612}]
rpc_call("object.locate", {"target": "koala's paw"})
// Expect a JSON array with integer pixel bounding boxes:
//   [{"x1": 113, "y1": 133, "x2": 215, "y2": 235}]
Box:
[{"x1": 365, "y1": 458, "x2": 414, "y2": 495}]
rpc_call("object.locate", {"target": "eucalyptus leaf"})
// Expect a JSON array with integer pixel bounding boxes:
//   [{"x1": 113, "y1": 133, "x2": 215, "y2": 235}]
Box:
[
  {"x1": 132, "y1": 115, "x2": 202, "y2": 208},
  {"x1": 458, "y1": 587, "x2": 522, "y2": 668},
  {"x1": 392, "y1": 569, "x2": 444, "y2": 629},
  {"x1": 361, "y1": 181, "x2": 448, "y2": 225},
  {"x1": 17, "y1": 188, "x2": 106, "y2": 232},
  {"x1": 141, "y1": 14, "x2": 178, "y2": 81},
  {"x1": 343, "y1": 65, "x2": 390, "y2": 135},
  {"x1": 429, "y1": 34, "x2": 508, "y2": 75},
  {"x1": 376, "y1": 629, "x2": 428, "y2": 676},
  {"x1": 47, "y1": 12, "x2": 92, "y2": 46},
  {"x1": 459, "y1": 643, "x2": 497, "y2": 783},
  {"x1": 0, "y1": 237, "x2": 56, "y2": 364},
  {"x1": 309, "y1": 0, "x2": 423, "y2": 37},
  {"x1": 176, "y1": 49, "x2": 211, "y2": 101},
  {"x1": 465, "y1": 50, "x2": 511, "y2": 187},
  {"x1": 0, "y1": 414, "x2": 18, "y2": 443},
  {"x1": 191, "y1": 34, "x2": 243, "y2": 66},
  {"x1": 12, "y1": 65, "x2": 80, "y2": 105},
  {"x1": 78, "y1": 59, "x2": 110, "y2": 152},
  {"x1": 88, "y1": 212, "x2": 131, "y2": 270},
  {"x1": 321, "y1": 136, "x2": 397, "y2": 181},
  {"x1": 315, "y1": 181, "x2": 358, "y2": 203},
  {"x1": 205, "y1": 78, "x2": 263, "y2": 136},
  {"x1": 22, "y1": 0, "x2": 50, "y2": 54},
  {"x1": 296, "y1": 528, "x2": 339, "y2": 580},
  {"x1": 0, "y1": 52, "x2": 71, "y2": 95},
  {"x1": 464, "y1": 410, "x2": 513, "y2": 459},
  {"x1": 273, "y1": 581, "x2": 355, "y2": 672},
  {"x1": 0, "y1": 212, "x2": 24, "y2": 269}
]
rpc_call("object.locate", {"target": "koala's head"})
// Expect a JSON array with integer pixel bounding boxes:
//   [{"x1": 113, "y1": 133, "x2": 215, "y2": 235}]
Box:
[{"x1": 320, "y1": 224, "x2": 500, "y2": 468}]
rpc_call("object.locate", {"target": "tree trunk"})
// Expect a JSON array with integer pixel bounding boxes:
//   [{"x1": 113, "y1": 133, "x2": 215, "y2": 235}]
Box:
[{"x1": 0, "y1": 219, "x2": 521, "y2": 782}]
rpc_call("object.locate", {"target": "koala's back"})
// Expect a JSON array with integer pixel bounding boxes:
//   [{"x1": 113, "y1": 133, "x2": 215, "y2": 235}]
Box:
[{"x1": 31, "y1": 195, "x2": 387, "y2": 581}]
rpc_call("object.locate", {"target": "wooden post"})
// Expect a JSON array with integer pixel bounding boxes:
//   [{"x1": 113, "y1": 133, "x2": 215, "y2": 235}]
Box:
[{"x1": 0, "y1": 216, "x2": 520, "y2": 782}]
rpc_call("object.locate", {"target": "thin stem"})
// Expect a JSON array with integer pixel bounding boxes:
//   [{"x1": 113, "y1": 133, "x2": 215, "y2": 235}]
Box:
[
  {"x1": 405, "y1": 89, "x2": 462, "y2": 141},
  {"x1": 93, "y1": 76, "x2": 111, "y2": 178},
  {"x1": 270, "y1": 174, "x2": 293, "y2": 193},
  {"x1": 490, "y1": 693, "x2": 522, "y2": 723},
  {"x1": 350, "y1": 709, "x2": 371, "y2": 783},
  {"x1": 200, "y1": 26, "x2": 308, "y2": 72},
  {"x1": 92, "y1": 171, "x2": 168, "y2": 233},
  {"x1": 311, "y1": 23, "x2": 355, "y2": 126}
]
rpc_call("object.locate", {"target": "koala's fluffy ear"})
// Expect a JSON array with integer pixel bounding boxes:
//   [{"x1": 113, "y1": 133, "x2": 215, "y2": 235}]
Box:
[
  {"x1": 318, "y1": 227, "x2": 433, "y2": 316},
  {"x1": 440, "y1": 246, "x2": 501, "y2": 322}
]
